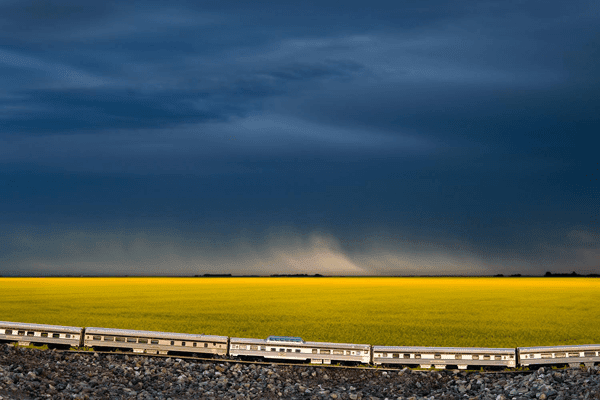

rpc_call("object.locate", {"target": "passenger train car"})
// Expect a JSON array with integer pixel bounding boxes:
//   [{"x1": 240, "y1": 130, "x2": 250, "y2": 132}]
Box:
[
  {"x1": 373, "y1": 346, "x2": 516, "y2": 369},
  {"x1": 0, "y1": 321, "x2": 82, "y2": 348},
  {"x1": 1, "y1": 321, "x2": 598, "y2": 370},
  {"x1": 230, "y1": 336, "x2": 371, "y2": 364},
  {"x1": 518, "y1": 345, "x2": 600, "y2": 368},
  {"x1": 84, "y1": 327, "x2": 228, "y2": 356}
]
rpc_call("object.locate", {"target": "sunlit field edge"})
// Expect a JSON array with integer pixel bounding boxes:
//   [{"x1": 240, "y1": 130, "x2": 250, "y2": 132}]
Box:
[{"x1": 1, "y1": 277, "x2": 599, "y2": 348}]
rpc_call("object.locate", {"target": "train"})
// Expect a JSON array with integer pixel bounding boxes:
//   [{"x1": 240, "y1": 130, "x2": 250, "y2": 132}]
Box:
[{"x1": 1, "y1": 321, "x2": 599, "y2": 370}]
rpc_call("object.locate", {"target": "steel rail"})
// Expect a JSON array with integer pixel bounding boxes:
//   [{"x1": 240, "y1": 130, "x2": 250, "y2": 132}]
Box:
[{"x1": 57, "y1": 348, "x2": 539, "y2": 375}]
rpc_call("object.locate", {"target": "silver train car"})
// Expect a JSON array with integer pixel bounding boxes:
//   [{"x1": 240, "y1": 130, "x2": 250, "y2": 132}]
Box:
[
  {"x1": 84, "y1": 327, "x2": 228, "y2": 356},
  {"x1": 0, "y1": 321, "x2": 82, "y2": 347},
  {"x1": 518, "y1": 345, "x2": 600, "y2": 367},
  {"x1": 230, "y1": 336, "x2": 371, "y2": 364},
  {"x1": 373, "y1": 346, "x2": 516, "y2": 369}
]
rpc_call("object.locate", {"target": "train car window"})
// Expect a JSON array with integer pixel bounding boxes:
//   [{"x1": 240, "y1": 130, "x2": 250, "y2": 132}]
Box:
[
  {"x1": 333, "y1": 350, "x2": 343, "y2": 355},
  {"x1": 170, "y1": 341, "x2": 175, "y2": 346},
  {"x1": 320, "y1": 350, "x2": 331, "y2": 354},
  {"x1": 555, "y1": 352, "x2": 566, "y2": 358},
  {"x1": 261, "y1": 346, "x2": 266, "y2": 351},
  {"x1": 193, "y1": 342, "x2": 197, "y2": 347},
  {"x1": 66, "y1": 334, "x2": 71, "y2": 339},
  {"x1": 138, "y1": 338, "x2": 148, "y2": 344},
  {"x1": 483, "y1": 355, "x2": 491, "y2": 360},
  {"x1": 569, "y1": 352, "x2": 580, "y2": 357},
  {"x1": 495, "y1": 355, "x2": 502, "y2": 360},
  {"x1": 212, "y1": 343, "x2": 215, "y2": 346},
  {"x1": 151, "y1": 339, "x2": 159, "y2": 345},
  {"x1": 250, "y1": 345, "x2": 258, "y2": 350},
  {"x1": 115, "y1": 337, "x2": 125, "y2": 342},
  {"x1": 472, "y1": 355, "x2": 479, "y2": 360},
  {"x1": 295, "y1": 349, "x2": 301, "y2": 353},
  {"x1": 404, "y1": 354, "x2": 410, "y2": 359},
  {"x1": 182, "y1": 342, "x2": 186, "y2": 346},
  {"x1": 415, "y1": 354, "x2": 421, "y2": 359},
  {"x1": 455, "y1": 354, "x2": 462, "y2": 360},
  {"x1": 584, "y1": 351, "x2": 596, "y2": 357},
  {"x1": 5, "y1": 330, "x2": 12, "y2": 335},
  {"x1": 393, "y1": 353, "x2": 399, "y2": 358},
  {"x1": 286, "y1": 349, "x2": 291, "y2": 352},
  {"x1": 93, "y1": 336, "x2": 102, "y2": 341},
  {"x1": 279, "y1": 348, "x2": 284, "y2": 352},
  {"x1": 312, "y1": 349, "x2": 317, "y2": 354},
  {"x1": 27, "y1": 331, "x2": 35, "y2": 337},
  {"x1": 104, "y1": 336, "x2": 115, "y2": 341},
  {"x1": 126, "y1": 337, "x2": 136, "y2": 343},
  {"x1": 18, "y1": 330, "x2": 25, "y2": 336},
  {"x1": 271, "y1": 348, "x2": 277, "y2": 352},
  {"x1": 434, "y1": 354, "x2": 441, "y2": 359},
  {"x1": 204, "y1": 343, "x2": 208, "y2": 347},
  {"x1": 53, "y1": 333, "x2": 60, "y2": 338},
  {"x1": 541, "y1": 353, "x2": 551, "y2": 359},
  {"x1": 41, "y1": 332, "x2": 48, "y2": 338}
]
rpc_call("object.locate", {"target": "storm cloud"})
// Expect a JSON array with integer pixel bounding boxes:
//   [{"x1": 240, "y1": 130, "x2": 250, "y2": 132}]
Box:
[{"x1": 1, "y1": 0, "x2": 598, "y2": 276}]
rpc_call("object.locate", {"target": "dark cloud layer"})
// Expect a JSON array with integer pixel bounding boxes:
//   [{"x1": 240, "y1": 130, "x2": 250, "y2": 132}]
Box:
[{"x1": 1, "y1": 0, "x2": 599, "y2": 276}]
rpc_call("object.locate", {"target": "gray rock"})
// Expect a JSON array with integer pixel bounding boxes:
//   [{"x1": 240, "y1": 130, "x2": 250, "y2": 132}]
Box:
[{"x1": 1, "y1": 343, "x2": 598, "y2": 400}]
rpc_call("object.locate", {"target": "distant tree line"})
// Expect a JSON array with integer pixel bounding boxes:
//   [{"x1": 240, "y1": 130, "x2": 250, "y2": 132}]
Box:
[
  {"x1": 493, "y1": 271, "x2": 599, "y2": 277},
  {"x1": 544, "y1": 271, "x2": 600, "y2": 277}
]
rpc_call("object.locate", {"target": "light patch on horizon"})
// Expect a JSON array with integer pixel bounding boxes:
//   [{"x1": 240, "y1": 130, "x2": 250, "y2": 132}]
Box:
[{"x1": 266, "y1": 234, "x2": 369, "y2": 276}]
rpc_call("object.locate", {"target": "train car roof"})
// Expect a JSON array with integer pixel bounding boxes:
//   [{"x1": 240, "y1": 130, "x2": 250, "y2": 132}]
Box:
[
  {"x1": 373, "y1": 346, "x2": 515, "y2": 353},
  {"x1": 518, "y1": 344, "x2": 600, "y2": 352},
  {"x1": 231, "y1": 337, "x2": 370, "y2": 348},
  {"x1": 85, "y1": 327, "x2": 227, "y2": 341},
  {"x1": 0, "y1": 321, "x2": 82, "y2": 333}
]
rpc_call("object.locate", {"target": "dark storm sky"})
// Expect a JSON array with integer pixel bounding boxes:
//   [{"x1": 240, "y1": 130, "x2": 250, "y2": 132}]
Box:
[{"x1": 1, "y1": 0, "x2": 599, "y2": 276}]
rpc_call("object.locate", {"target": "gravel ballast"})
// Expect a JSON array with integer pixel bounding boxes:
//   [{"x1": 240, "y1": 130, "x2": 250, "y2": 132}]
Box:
[{"x1": 1, "y1": 344, "x2": 599, "y2": 399}]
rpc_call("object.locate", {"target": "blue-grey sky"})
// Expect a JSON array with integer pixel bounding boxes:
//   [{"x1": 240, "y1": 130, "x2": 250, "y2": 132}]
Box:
[{"x1": 1, "y1": 0, "x2": 598, "y2": 276}]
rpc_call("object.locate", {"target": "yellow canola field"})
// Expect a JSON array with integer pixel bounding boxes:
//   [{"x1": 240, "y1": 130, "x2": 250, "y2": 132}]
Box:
[{"x1": 1, "y1": 277, "x2": 599, "y2": 348}]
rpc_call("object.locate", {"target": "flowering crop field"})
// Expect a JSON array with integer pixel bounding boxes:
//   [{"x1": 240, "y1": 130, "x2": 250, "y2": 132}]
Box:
[{"x1": 1, "y1": 277, "x2": 599, "y2": 348}]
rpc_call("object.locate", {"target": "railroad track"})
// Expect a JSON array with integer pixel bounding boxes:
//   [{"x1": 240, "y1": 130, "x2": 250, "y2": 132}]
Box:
[{"x1": 60, "y1": 348, "x2": 539, "y2": 375}]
